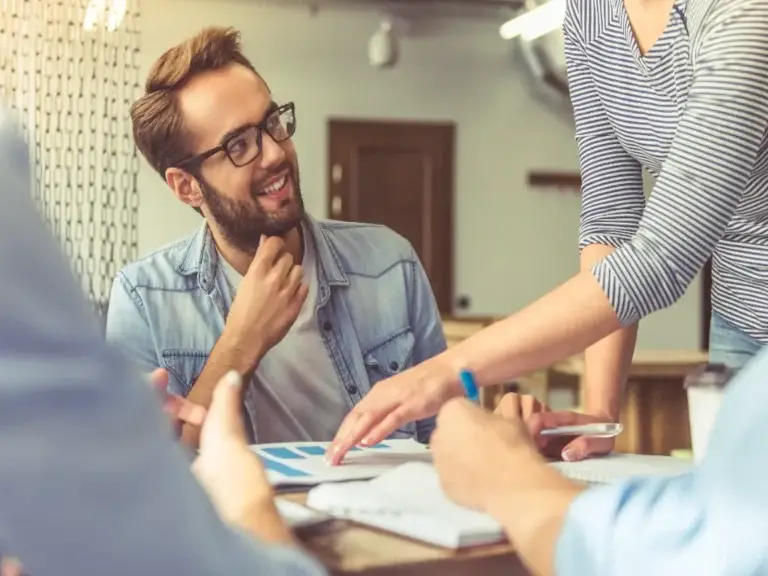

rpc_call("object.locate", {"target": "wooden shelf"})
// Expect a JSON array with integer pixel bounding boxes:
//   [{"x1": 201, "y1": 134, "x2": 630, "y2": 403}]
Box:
[{"x1": 528, "y1": 171, "x2": 582, "y2": 191}]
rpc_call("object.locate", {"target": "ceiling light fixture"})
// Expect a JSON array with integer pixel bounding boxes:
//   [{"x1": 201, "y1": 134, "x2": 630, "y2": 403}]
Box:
[
  {"x1": 368, "y1": 18, "x2": 399, "y2": 69},
  {"x1": 499, "y1": 0, "x2": 565, "y2": 41}
]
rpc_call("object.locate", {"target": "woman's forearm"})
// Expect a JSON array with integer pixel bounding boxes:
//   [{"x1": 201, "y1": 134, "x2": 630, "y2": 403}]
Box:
[
  {"x1": 580, "y1": 245, "x2": 638, "y2": 419},
  {"x1": 582, "y1": 326, "x2": 637, "y2": 419},
  {"x1": 442, "y1": 271, "x2": 623, "y2": 387}
]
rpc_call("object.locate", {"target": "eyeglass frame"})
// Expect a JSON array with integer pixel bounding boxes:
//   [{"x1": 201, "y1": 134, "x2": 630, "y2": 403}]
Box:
[{"x1": 173, "y1": 102, "x2": 296, "y2": 170}]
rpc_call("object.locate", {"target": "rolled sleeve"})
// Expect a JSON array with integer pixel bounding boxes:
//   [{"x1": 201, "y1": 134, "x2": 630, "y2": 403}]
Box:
[{"x1": 589, "y1": 1, "x2": 768, "y2": 325}]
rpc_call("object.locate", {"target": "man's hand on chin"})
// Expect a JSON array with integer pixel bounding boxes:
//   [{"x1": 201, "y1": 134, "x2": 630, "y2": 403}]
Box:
[{"x1": 430, "y1": 399, "x2": 586, "y2": 576}]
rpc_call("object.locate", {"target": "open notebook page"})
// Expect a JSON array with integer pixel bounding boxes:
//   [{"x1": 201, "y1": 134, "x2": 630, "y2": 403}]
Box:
[
  {"x1": 550, "y1": 453, "x2": 693, "y2": 485},
  {"x1": 275, "y1": 499, "x2": 333, "y2": 529},
  {"x1": 306, "y1": 462, "x2": 505, "y2": 549}
]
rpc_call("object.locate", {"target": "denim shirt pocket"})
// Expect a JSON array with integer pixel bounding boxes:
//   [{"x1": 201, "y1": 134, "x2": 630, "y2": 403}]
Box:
[
  {"x1": 363, "y1": 329, "x2": 417, "y2": 438},
  {"x1": 363, "y1": 329, "x2": 416, "y2": 380},
  {"x1": 161, "y1": 349, "x2": 209, "y2": 396}
]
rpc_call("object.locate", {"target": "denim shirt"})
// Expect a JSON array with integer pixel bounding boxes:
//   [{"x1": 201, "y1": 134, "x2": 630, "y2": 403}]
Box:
[{"x1": 105, "y1": 215, "x2": 446, "y2": 442}]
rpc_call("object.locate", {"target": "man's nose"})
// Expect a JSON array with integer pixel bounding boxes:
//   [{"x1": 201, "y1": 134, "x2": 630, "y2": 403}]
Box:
[{"x1": 259, "y1": 132, "x2": 286, "y2": 169}]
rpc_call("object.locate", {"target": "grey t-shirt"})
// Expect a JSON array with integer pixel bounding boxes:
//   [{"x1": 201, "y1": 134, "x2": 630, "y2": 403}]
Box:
[{"x1": 218, "y1": 227, "x2": 349, "y2": 442}]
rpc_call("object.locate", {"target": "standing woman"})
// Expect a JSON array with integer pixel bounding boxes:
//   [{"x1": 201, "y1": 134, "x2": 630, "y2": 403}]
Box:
[{"x1": 328, "y1": 0, "x2": 768, "y2": 465}]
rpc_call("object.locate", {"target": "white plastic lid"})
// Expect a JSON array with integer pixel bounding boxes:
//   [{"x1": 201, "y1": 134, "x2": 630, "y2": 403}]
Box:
[{"x1": 683, "y1": 363, "x2": 734, "y2": 389}]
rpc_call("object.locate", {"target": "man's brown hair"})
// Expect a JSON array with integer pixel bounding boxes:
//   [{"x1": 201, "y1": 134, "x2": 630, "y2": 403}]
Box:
[{"x1": 130, "y1": 26, "x2": 263, "y2": 178}]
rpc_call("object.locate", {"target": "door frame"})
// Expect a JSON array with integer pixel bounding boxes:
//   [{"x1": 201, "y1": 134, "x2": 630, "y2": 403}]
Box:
[{"x1": 327, "y1": 118, "x2": 456, "y2": 313}]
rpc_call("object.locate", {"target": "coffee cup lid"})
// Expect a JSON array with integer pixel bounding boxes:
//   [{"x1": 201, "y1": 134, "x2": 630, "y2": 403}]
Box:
[{"x1": 684, "y1": 363, "x2": 735, "y2": 389}]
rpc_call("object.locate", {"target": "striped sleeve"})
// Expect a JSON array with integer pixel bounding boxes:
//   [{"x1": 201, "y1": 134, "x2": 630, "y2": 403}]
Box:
[
  {"x1": 564, "y1": 5, "x2": 645, "y2": 254},
  {"x1": 592, "y1": 0, "x2": 768, "y2": 325}
]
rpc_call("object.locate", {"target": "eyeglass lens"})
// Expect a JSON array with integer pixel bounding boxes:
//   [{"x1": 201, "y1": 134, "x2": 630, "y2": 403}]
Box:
[{"x1": 224, "y1": 106, "x2": 296, "y2": 167}]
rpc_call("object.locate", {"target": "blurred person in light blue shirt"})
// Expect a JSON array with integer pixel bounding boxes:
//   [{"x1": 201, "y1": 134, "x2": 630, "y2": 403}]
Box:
[
  {"x1": 0, "y1": 106, "x2": 327, "y2": 574},
  {"x1": 429, "y1": 348, "x2": 768, "y2": 575}
]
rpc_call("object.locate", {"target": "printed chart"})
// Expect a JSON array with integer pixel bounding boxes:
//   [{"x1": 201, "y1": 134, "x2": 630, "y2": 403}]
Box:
[{"x1": 250, "y1": 439, "x2": 431, "y2": 488}]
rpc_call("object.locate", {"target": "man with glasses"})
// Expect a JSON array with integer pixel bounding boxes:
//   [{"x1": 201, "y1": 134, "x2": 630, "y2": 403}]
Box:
[{"x1": 106, "y1": 26, "x2": 445, "y2": 447}]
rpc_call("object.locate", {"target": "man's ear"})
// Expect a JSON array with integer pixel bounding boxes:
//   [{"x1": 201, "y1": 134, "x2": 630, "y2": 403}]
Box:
[{"x1": 165, "y1": 167, "x2": 204, "y2": 209}]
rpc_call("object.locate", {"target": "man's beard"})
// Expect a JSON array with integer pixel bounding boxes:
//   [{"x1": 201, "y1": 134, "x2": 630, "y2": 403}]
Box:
[{"x1": 200, "y1": 163, "x2": 304, "y2": 254}]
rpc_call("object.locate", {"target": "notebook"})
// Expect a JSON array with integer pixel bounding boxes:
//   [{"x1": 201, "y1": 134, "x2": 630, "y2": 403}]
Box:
[
  {"x1": 250, "y1": 439, "x2": 432, "y2": 489},
  {"x1": 275, "y1": 499, "x2": 333, "y2": 529},
  {"x1": 305, "y1": 462, "x2": 505, "y2": 549},
  {"x1": 550, "y1": 453, "x2": 693, "y2": 485}
]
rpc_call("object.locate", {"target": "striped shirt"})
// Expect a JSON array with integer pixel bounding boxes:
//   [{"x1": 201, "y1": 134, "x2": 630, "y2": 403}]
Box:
[{"x1": 565, "y1": 0, "x2": 768, "y2": 343}]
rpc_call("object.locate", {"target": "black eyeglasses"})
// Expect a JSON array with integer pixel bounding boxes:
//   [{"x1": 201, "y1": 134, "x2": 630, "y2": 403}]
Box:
[{"x1": 175, "y1": 102, "x2": 296, "y2": 170}]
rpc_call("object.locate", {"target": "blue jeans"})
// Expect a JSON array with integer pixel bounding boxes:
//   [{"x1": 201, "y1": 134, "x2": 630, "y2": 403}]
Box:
[{"x1": 709, "y1": 312, "x2": 764, "y2": 370}]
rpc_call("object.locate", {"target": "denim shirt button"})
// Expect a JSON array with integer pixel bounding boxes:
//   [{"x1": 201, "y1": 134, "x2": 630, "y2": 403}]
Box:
[
  {"x1": 346, "y1": 384, "x2": 358, "y2": 395},
  {"x1": 322, "y1": 321, "x2": 332, "y2": 331},
  {"x1": 389, "y1": 361, "x2": 399, "y2": 371}
]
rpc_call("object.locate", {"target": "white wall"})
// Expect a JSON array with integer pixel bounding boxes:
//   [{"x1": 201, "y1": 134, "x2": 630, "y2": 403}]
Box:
[{"x1": 138, "y1": 0, "x2": 701, "y2": 350}]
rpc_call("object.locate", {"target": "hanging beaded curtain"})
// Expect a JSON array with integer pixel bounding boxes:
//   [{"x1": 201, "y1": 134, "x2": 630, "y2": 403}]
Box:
[{"x1": 0, "y1": 0, "x2": 141, "y2": 320}]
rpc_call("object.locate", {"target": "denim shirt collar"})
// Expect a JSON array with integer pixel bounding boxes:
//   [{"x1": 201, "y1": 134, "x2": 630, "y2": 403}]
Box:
[
  {"x1": 302, "y1": 215, "x2": 350, "y2": 305},
  {"x1": 175, "y1": 214, "x2": 350, "y2": 303}
]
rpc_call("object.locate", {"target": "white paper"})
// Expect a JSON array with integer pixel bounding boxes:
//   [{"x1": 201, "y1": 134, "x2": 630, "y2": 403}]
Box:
[
  {"x1": 275, "y1": 499, "x2": 332, "y2": 529},
  {"x1": 551, "y1": 453, "x2": 693, "y2": 485},
  {"x1": 249, "y1": 439, "x2": 432, "y2": 487},
  {"x1": 305, "y1": 462, "x2": 504, "y2": 549}
]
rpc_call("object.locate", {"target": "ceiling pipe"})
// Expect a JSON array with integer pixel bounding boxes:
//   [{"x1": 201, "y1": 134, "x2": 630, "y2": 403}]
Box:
[
  {"x1": 378, "y1": 0, "x2": 521, "y2": 6},
  {"x1": 282, "y1": 0, "x2": 523, "y2": 12}
]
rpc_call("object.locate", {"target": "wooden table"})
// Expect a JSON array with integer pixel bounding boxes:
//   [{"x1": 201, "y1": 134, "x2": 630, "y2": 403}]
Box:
[
  {"x1": 549, "y1": 349, "x2": 709, "y2": 456},
  {"x1": 282, "y1": 493, "x2": 528, "y2": 575}
]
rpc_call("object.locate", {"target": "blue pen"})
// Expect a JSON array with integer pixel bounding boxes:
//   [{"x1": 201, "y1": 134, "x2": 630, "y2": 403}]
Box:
[{"x1": 459, "y1": 369, "x2": 479, "y2": 403}]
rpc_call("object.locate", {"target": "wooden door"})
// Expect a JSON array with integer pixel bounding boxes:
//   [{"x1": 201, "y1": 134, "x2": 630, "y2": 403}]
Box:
[{"x1": 328, "y1": 119, "x2": 455, "y2": 313}]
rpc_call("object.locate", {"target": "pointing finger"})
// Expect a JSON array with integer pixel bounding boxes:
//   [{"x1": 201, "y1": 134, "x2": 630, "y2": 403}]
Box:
[
  {"x1": 251, "y1": 236, "x2": 285, "y2": 275},
  {"x1": 148, "y1": 368, "x2": 169, "y2": 389},
  {"x1": 562, "y1": 436, "x2": 614, "y2": 462},
  {"x1": 359, "y1": 410, "x2": 407, "y2": 448},
  {"x1": 174, "y1": 397, "x2": 207, "y2": 426},
  {"x1": 327, "y1": 412, "x2": 374, "y2": 465}
]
